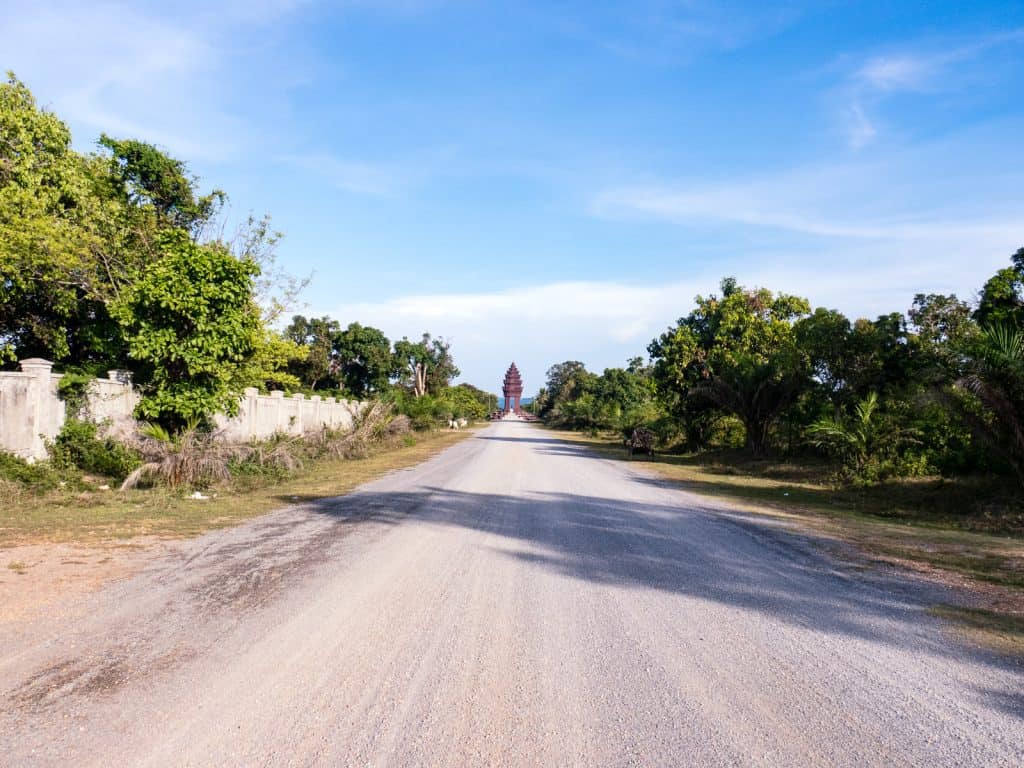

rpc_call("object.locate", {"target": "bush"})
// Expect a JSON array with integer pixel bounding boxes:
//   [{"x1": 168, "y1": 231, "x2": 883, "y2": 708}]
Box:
[
  {"x1": 49, "y1": 420, "x2": 141, "y2": 480},
  {"x1": 0, "y1": 451, "x2": 63, "y2": 491},
  {"x1": 392, "y1": 392, "x2": 451, "y2": 430}
]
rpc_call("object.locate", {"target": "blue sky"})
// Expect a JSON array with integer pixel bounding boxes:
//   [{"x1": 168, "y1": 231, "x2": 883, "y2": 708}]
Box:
[{"x1": 4, "y1": 1, "x2": 1024, "y2": 394}]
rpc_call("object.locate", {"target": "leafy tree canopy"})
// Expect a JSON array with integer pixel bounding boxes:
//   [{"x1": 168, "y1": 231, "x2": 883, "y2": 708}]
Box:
[{"x1": 112, "y1": 231, "x2": 262, "y2": 430}]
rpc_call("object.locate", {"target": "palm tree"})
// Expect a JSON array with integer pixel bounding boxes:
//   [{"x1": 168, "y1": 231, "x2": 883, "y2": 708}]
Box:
[
  {"x1": 956, "y1": 325, "x2": 1024, "y2": 487},
  {"x1": 807, "y1": 392, "x2": 917, "y2": 477}
]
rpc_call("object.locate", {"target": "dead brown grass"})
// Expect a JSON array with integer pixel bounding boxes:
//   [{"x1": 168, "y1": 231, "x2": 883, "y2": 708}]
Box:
[{"x1": 0, "y1": 430, "x2": 472, "y2": 547}]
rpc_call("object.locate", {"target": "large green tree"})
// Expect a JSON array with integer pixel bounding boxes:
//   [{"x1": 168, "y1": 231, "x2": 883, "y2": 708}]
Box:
[
  {"x1": 112, "y1": 231, "x2": 263, "y2": 430},
  {"x1": 333, "y1": 322, "x2": 395, "y2": 397},
  {"x1": 648, "y1": 278, "x2": 811, "y2": 456},
  {"x1": 0, "y1": 73, "x2": 101, "y2": 363},
  {"x1": 97, "y1": 134, "x2": 224, "y2": 236},
  {"x1": 975, "y1": 247, "x2": 1024, "y2": 329}
]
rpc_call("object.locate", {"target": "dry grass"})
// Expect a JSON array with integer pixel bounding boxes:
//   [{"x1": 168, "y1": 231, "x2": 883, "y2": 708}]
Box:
[
  {"x1": 928, "y1": 605, "x2": 1024, "y2": 657},
  {"x1": 0, "y1": 430, "x2": 472, "y2": 547}
]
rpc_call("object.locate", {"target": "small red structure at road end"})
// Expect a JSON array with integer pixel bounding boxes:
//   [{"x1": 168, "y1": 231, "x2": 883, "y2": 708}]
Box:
[
  {"x1": 502, "y1": 362, "x2": 524, "y2": 415},
  {"x1": 490, "y1": 363, "x2": 539, "y2": 420}
]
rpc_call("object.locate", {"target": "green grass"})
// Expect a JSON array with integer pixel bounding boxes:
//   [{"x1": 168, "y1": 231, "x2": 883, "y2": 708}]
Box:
[{"x1": 0, "y1": 430, "x2": 473, "y2": 546}]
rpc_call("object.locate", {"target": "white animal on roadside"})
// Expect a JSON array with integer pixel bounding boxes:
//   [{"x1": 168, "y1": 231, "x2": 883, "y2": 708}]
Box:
[
  {"x1": 457, "y1": 418, "x2": 468, "y2": 428},
  {"x1": 448, "y1": 419, "x2": 459, "y2": 430}
]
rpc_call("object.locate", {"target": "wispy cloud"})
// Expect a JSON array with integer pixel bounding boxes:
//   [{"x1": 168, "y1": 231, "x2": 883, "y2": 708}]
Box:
[
  {"x1": 592, "y1": 171, "x2": 1022, "y2": 243},
  {"x1": 279, "y1": 145, "x2": 458, "y2": 198},
  {"x1": 0, "y1": 1, "x2": 312, "y2": 160},
  {"x1": 540, "y1": 1, "x2": 804, "y2": 66},
  {"x1": 838, "y1": 28, "x2": 1024, "y2": 147}
]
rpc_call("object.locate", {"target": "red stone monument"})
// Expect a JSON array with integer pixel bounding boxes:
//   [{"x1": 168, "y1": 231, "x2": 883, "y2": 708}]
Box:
[{"x1": 502, "y1": 362, "x2": 524, "y2": 415}]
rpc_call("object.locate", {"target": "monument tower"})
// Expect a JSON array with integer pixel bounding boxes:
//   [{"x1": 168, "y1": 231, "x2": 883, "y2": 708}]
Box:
[{"x1": 502, "y1": 363, "x2": 524, "y2": 415}]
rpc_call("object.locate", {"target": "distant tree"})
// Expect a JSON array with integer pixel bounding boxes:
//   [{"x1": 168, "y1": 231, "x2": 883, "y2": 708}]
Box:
[
  {"x1": 442, "y1": 383, "x2": 495, "y2": 420},
  {"x1": 333, "y1": 322, "x2": 395, "y2": 397},
  {"x1": 283, "y1": 315, "x2": 341, "y2": 390},
  {"x1": 393, "y1": 333, "x2": 459, "y2": 397},
  {"x1": 975, "y1": 247, "x2": 1024, "y2": 329},
  {"x1": 535, "y1": 361, "x2": 594, "y2": 420}
]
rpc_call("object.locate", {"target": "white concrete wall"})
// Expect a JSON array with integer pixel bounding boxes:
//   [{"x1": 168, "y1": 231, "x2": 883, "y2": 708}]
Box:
[
  {"x1": 0, "y1": 359, "x2": 366, "y2": 460},
  {"x1": 213, "y1": 388, "x2": 363, "y2": 441},
  {"x1": 0, "y1": 360, "x2": 138, "y2": 460}
]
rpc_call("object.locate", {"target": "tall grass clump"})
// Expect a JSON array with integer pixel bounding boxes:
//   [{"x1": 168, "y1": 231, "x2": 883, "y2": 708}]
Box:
[{"x1": 120, "y1": 400, "x2": 406, "y2": 491}]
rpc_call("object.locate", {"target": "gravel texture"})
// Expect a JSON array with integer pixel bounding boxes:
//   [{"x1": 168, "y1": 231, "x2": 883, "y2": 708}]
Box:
[{"x1": 1, "y1": 420, "x2": 1022, "y2": 766}]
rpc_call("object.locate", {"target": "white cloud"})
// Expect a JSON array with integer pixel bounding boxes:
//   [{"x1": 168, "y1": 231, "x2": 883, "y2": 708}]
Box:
[
  {"x1": 592, "y1": 177, "x2": 1022, "y2": 244},
  {"x1": 838, "y1": 28, "x2": 1024, "y2": 147},
  {"x1": 855, "y1": 54, "x2": 940, "y2": 92},
  {"x1": 322, "y1": 238, "x2": 1013, "y2": 392},
  {"x1": 0, "y1": 0, "x2": 314, "y2": 160}
]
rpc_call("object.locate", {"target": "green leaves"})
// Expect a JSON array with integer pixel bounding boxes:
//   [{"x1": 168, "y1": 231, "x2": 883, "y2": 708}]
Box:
[
  {"x1": 648, "y1": 278, "x2": 811, "y2": 455},
  {"x1": 112, "y1": 231, "x2": 262, "y2": 430}
]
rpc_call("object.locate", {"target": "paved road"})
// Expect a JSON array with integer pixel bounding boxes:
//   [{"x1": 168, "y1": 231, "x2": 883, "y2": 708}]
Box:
[{"x1": 1, "y1": 421, "x2": 1022, "y2": 766}]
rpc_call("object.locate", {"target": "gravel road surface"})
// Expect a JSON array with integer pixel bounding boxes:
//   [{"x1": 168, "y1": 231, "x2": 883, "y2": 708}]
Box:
[{"x1": 1, "y1": 420, "x2": 1022, "y2": 766}]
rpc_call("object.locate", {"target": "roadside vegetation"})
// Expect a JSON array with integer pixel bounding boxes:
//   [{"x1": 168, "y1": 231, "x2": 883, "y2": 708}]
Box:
[
  {"x1": 0, "y1": 428, "x2": 471, "y2": 545},
  {"x1": 0, "y1": 74, "x2": 495, "y2": 538},
  {"x1": 535, "y1": 257, "x2": 1024, "y2": 514},
  {"x1": 535, "y1": 255, "x2": 1024, "y2": 653}
]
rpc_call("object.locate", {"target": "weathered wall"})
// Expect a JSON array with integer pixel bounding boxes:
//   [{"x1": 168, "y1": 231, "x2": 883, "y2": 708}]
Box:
[
  {"x1": 0, "y1": 360, "x2": 364, "y2": 460},
  {"x1": 213, "y1": 388, "x2": 363, "y2": 441},
  {"x1": 0, "y1": 359, "x2": 138, "y2": 460}
]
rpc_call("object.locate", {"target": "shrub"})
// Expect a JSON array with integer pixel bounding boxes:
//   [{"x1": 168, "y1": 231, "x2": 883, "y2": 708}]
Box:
[
  {"x1": 393, "y1": 393, "x2": 450, "y2": 430},
  {"x1": 0, "y1": 451, "x2": 63, "y2": 491},
  {"x1": 49, "y1": 419, "x2": 141, "y2": 480},
  {"x1": 121, "y1": 425, "x2": 247, "y2": 490}
]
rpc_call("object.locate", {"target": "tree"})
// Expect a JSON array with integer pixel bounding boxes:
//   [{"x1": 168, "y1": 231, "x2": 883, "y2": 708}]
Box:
[
  {"x1": 97, "y1": 134, "x2": 224, "y2": 236},
  {"x1": 956, "y1": 325, "x2": 1024, "y2": 487},
  {"x1": 393, "y1": 333, "x2": 459, "y2": 397},
  {"x1": 807, "y1": 392, "x2": 919, "y2": 480},
  {"x1": 975, "y1": 247, "x2": 1024, "y2": 329},
  {"x1": 648, "y1": 279, "x2": 811, "y2": 456},
  {"x1": 442, "y1": 383, "x2": 495, "y2": 420},
  {"x1": 0, "y1": 73, "x2": 100, "y2": 363},
  {"x1": 535, "y1": 361, "x2": 594, "y2": 421},
  {"x1": 333, "y1": 322, "x2": 395, "y2": 397},
  {"x1": 112, "y1": 231, "x2": 263, "y2": 430},
  {"x1": 795, "y1": 308, "x2": 853, "y2": 398},
  {"x1": 283, "y1": 315, "x2": 341, "y2": 390}
]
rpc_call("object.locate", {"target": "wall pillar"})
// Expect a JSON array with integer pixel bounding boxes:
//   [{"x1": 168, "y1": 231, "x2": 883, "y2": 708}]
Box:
[{"x1": 19, "y1": 358, "x2": 54, "y2": 460}]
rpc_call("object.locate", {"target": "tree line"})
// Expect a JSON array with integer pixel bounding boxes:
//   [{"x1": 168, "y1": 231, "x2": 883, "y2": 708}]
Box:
[
  {"x1": 0, "y1": 74, "x2": 493, "y2": 431},
  {"x1": 535, "y1": 254, "x2": 1024, "y2": 488}
]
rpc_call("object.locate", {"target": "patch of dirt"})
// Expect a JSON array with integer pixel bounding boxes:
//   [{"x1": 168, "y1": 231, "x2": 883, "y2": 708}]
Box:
[{"x1": 0, "y1": 541, "x2": 165, "y2": 624}]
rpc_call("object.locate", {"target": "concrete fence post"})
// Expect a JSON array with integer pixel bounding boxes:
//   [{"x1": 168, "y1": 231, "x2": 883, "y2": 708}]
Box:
[
  {"x1": 243, "y1": 388, "x2": 258, "y2": 439},
  {"x1": 270, "y1": 390, "x2": 285, "y2": 432},
  {"x1": 19, "y1": 358, "x2": 54, "y2": 460}
]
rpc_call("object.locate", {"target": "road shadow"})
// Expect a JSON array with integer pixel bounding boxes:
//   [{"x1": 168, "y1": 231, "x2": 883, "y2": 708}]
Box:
[{"x1": 282, "y1": 478, "x2": 1023, "y2": 721}]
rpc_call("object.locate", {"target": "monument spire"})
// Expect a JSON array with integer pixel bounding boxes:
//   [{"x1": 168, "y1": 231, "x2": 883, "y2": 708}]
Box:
[{"x1": 501, "y1": 362, "x2": 524, "y2": 416}]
